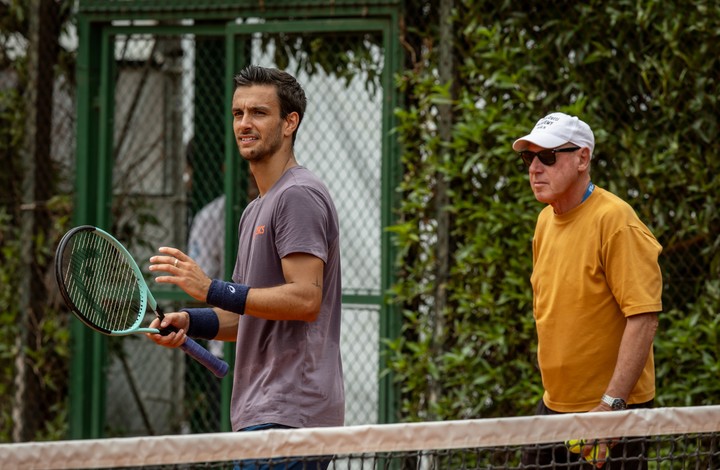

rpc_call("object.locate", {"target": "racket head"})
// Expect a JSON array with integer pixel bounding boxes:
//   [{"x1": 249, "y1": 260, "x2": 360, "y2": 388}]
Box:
[{"x1": 55, "y1": 225, "x2": 150, "y2": 335}]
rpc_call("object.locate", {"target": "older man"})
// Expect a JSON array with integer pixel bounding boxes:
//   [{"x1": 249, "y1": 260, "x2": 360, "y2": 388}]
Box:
[{"x1": 515, "y1": 112, "x2": 662, "y2": 470}]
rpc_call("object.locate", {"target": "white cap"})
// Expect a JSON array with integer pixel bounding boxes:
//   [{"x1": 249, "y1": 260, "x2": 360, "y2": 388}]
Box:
[{"x1": 512, "y1": 112, "x2": 595, "y2": 156}]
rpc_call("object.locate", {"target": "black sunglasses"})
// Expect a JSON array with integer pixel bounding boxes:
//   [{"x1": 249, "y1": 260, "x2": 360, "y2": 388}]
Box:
[{"x1": 519, "y1": 146, "x2": 580, "y2": 167}]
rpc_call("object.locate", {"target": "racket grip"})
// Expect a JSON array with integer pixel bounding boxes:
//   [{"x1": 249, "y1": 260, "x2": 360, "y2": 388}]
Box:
[{"x1": 180, "y1": 338, "x2": 230, "y2": 378}]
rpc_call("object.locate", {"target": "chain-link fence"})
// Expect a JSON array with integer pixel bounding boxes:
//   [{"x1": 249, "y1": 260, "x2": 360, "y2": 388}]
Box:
[
  {"x1": 2, "y1": 1, "x2": 396, "y2": 440},
  {"x1": 99, "y1": 21, "x2": 389, "y2": 435}
]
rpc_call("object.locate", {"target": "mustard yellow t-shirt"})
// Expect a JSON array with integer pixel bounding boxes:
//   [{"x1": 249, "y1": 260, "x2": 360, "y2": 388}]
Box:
[{"x1": 531, "y1": 186, "x2": 662, "y2": 412}]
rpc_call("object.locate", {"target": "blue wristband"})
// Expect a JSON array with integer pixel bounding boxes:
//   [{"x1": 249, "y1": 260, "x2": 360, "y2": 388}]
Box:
[
  {"x1": 182, "y1": 308, "x2": 219, "y2": 340},
  {"x1": 207, "y1": 279, "x2": 250, "y2": 315}
]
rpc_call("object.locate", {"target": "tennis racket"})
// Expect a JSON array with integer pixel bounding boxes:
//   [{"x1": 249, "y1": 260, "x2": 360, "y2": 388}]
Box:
[{"x1": 55, "y1": 225, "x2": 229, "y2": 378}]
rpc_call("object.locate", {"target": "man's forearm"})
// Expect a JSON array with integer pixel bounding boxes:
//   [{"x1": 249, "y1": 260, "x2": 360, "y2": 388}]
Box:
[{"x1": 604, "y1": 312, "x2": 659, "y2": 400}]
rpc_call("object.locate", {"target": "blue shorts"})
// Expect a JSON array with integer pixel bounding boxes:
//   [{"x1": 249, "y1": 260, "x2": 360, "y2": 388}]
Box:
[{"x1": 234, "y1": 423, "x2": 330, "y2": 470}]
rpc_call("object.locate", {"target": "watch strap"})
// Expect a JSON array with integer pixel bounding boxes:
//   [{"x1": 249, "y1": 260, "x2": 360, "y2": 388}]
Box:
[{"x1": 601, "y1": 394, "x2": 627, "y2": 410}]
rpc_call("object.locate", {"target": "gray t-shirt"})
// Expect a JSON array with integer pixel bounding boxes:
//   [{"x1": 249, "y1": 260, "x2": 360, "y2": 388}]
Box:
[{"x1": 230, "y1": 166, "x2": 344, "y2": 430}]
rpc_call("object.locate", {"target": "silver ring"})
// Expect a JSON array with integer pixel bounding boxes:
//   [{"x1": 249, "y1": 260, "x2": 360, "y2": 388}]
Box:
[{"x1": 174, "y1": 259, "x2": 179, "y2": 268}]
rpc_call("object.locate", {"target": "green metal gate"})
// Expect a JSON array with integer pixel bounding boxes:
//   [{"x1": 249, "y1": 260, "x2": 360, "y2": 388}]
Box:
[{"x1": 72, "y1": 2, "x2": 402, "y2": 438}]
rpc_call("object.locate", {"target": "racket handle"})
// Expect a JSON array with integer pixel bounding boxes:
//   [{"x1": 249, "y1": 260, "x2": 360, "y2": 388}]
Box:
[
  {"x1": 180, "y1": 338, "x2": 230, "y2": 378},
  {"x1": 155, "y1": 306, "x2": 228, "y2": 378}
]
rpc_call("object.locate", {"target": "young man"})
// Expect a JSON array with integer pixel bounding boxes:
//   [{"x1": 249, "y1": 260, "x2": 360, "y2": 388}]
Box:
[
  {"x1": 514, "y1": 112, "x2": 662, "y2": 470},
  {"x1": 147, "y1": 65, "x2": 344, "y2": 469}
]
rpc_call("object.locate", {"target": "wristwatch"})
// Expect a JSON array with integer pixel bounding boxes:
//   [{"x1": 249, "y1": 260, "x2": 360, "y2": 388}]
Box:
[{"x1": 601, "y1": 394, "x2": 627, "y2": 410}]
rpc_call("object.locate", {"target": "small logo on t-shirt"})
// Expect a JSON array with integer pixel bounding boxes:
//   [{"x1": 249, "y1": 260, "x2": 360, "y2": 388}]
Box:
[{"x1": 254, "y1": 225, "x2": 266, "y2": 238}]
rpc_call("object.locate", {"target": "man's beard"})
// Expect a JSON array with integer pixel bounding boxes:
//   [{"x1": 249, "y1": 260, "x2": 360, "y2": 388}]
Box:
[{"x1": 239, "y1": 128, "x2": 284, "y2": 163}]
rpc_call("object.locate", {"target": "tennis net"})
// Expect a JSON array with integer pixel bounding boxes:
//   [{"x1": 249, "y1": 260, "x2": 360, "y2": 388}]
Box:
[{"x1": 2, "y1": 405, "x2": 719, "y2": 469}]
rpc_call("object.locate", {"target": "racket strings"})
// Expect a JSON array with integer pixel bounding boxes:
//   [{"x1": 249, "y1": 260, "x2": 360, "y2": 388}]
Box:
[
  {"x1": 99, "y1": 238, "x2": 137, "y2": 330},
  {"x1": 97, "y1": 237, "x2": 136, "y2": 331},
  {"x1": 63, "y1": 232, "x2": 144, "y2": 333}
]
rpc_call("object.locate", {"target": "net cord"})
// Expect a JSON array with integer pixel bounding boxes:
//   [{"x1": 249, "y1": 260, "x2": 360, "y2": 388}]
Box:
[{"x1": 2, "y1": 405, "x2": 719, "y2": 469}]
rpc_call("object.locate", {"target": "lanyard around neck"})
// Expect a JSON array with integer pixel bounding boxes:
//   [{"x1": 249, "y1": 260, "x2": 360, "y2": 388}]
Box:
[{"x1": 581, "y1": 181, "x2": 595, "y2": 203}]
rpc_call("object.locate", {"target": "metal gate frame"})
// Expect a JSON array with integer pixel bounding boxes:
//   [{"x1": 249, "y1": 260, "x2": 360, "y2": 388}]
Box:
[{"x1": 73, "y1": 3, "x2": 402, "y2": 439}]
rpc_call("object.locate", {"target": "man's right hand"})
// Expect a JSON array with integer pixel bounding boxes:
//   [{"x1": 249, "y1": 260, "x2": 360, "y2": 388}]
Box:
[{"x1": 146, "y1": 311, "x2": 190, "y2": 348}]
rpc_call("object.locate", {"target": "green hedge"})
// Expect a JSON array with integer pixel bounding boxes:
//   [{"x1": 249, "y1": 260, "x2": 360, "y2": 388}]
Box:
[{"x1": 388, "y1": 0, "x2": 720, "y2": 421}]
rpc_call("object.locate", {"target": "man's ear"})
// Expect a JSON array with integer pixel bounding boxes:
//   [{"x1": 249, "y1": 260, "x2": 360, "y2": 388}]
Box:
[
  {"x1": 578, "y1": 148, "x2": 592, "y2": 171},
  {"x1": 284, "y1": 112, "x2": 300, "y2": 137}
]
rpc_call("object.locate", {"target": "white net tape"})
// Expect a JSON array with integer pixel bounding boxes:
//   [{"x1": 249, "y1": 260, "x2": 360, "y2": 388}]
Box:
[{"x1": 2, "y1": 405, "x2": 719, "y2": 469}]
